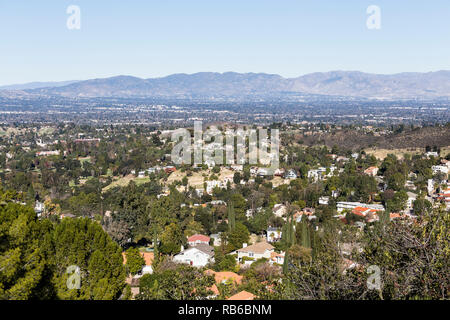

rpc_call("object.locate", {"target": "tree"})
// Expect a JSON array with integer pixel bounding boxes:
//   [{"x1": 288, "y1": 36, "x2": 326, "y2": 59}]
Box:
[
  {"x1": 362, "y1": 207, "x2": 449, "y2": 299},
  {"x1": 0, "y1": 193, "x2": 126, "y2": 300},
  {"x1": 137, "y1": 264, "x2": 215, "y2": 300},
  {"x1": 413, "y1": 198, "x2": 432, "y2": 216},
  {"x1": 0, "y1": 201, "x2": 53, "y2": 300},
  {"x1": 227, "y1": 201, "x2": 236, "y2": 232},
  {"x1": 51, "y1": 218, "x2": 126, "y2": 300},
  {"x1": 227, "y1": 222, "x2": 250, "y2": 252},
  {"x1": 125, "y1": 248, "x2": 145, "y2": 275},
  {"x1": 160, "y1": 223, "x2": 183, "y2": 255}
]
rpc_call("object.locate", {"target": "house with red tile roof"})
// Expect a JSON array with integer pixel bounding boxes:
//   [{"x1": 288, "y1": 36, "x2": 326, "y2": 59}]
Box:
[
  {"x1": 205, "y1": 269, "x2": 243, "y2": 285},
  {"x1": 188, "y1": 234, "x2": 210, "y2": 246},
  {"x1": 364, "y1": 166, "x2": 379, "y2": 176},
  {"x1": 227, "y1": 290, "x2": 255, "y2": 300}
]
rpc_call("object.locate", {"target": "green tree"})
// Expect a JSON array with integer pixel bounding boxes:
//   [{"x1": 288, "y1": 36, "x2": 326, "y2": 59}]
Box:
[
  {"x1": 227, "y1": 222, "x2": 250, "y2": 252},
  {"x1": 125, "y1": 247, "x2": 145, "y2": 275},
  {"x1": 160, "y1": 223, "x2": 183, "y2": 255}
]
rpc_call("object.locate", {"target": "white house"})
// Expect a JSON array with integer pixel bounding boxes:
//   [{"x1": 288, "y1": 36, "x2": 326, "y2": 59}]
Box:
[
  {"x1": 284, "y1": 169, "x2": 297, "y2": 179},
  {"x1": 432, "y1": 165, "x2": 449, "y2": 175},
  {"x1": 210, "y1": 233, "x2": 222, "y2": 246},
  {"x1": 270, "y1": 251, "x2": 285, "y2": 265},
  {"x1": 272, "y1": 204, "x2": 287, "y2": 218},
  {"x1": 173, "y1": 244, "x2": 215, "y2": 267},
  {"x1": 427, "y1": 179, "x2": 435, "y2": 195},
  {"x1": 138, "y1": 171, "x2": 146, "y2": 178},
  {"x1": 236, "y1": 241, "x2": 275, "y2": 265},
  {"x1": 206, "y1": 180, "x2": 223, "y2": 194},
  {"x1": 425, "y1": 151, "x2": 439, "y2": 158},
  {"x1": 34, "y1": 201, "x2": 45, "y2": 217},
  {"x1": 406, "y1": 192, "x2": 417, "y2": 211},
  {"x1": 319, "y1": 196, "x2": 330, "y2": 205},
  {"x1": 337, "y1": 201, "x2": 384, "y2": 213}
]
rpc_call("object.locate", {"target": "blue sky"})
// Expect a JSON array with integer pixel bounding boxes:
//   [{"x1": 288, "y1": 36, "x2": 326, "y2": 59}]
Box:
[{"x1": 0, "y1": 0, "x2": 449, "y2": 85}]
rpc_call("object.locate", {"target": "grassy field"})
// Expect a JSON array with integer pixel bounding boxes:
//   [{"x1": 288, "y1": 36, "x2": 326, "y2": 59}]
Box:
[
  {"x1": 163, "y1": 167, "x2": 235, "y2": 189},
  {"x1": 102, "y1": 175, "x2": 150, "y2": 192},
  {"x1": 365, "y1": 146, "x2": 450, "y2": 160},
  {"x1": 365, "y1": 147, "x2": 426, "y2": 160}
]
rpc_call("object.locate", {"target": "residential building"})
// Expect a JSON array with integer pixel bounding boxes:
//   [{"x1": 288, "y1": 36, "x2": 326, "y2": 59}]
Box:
[
  {"x1": 187, "y1": 234, "x2": 210, "y2": 247},
  {"x1": 236, "y1": 241, "x2": 274, "y2": 264},
  {"x1": 364, "y1": 166, "x2": 379, "y2": 176},
  {"x1": 173, "y1": 244, "x2": 214, "y2": 267},
  {"x1": 337, "y1": 201, "x2": 384, "y2": 213},
  {"x1": 227, "y1": 291, "x2": 255, "y2": 300}
]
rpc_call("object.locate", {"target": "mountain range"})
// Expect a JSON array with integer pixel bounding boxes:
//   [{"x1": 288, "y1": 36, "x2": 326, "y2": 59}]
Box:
[{"x1": 2, "y1": 71, "x2": 450, "y2": 100}]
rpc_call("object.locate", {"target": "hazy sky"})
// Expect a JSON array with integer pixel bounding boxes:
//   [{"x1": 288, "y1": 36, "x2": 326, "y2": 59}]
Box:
[{"x1": 0, "y1": 0, "x2": 449, "y2": 85}]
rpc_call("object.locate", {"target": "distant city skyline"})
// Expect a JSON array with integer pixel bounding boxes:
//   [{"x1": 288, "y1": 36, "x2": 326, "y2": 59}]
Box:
[{"x1": 1, "y1": 0, "x2": 449, "y2": 86}]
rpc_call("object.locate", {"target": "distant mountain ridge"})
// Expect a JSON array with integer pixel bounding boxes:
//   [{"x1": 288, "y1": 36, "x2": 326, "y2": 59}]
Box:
[
  {"x1": 0, "y1": 80, "x2": 79, "y2": 91},
  {"x1": 3, "y1": 71, "x2": 450, "y2": 99}
]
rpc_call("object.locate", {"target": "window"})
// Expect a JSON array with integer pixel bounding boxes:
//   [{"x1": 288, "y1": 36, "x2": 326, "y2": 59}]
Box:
[{"x1": 249, "y1": 252, "x2": 254, "y2": 257}]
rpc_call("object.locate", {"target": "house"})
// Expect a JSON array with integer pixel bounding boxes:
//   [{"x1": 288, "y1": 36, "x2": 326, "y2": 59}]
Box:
[
  {"x1": 266, "y1": 227, "x2": 282, "y2": 242},
  {"x1": 284, "y1": 169, "x2": 297, "y2": 179},
  {"x1": 293, "y1": 207, "x2": 316, "y2": 222},
  {"x1": 351, "y1": 207, "x2": 383, "y2": 222},
  {"x1": 205, "y1": 269, "x2": 243, "y2": 286},
  {"x1": 138, "y1": 171, "x2": 146, "y2": 178},
  {"x1": 364, "y1": 166, "x2": 379, "y2": 176},
  {"x1": 432, "y1": 165, "x2": 449, "y2": 175},
  {"x1": 318, "y1": 196, "x2": 330, "y2": 205},
  {"x1": 236, "y1": 241, "x2": 274, "y2": 264},
  {"x1": 427, "y1": 179, "x2": 435, "y2": 195},
  {"x1": 188, "y1": 234, "x2": 210, "y2": 247},
  {"x1": 227, "y1": 291, "x2": 255, "y2": 300},
  {"x1": 230, "y1": 164, "x2": 243, "y2": 171},
  {"x1": 437, "y1": 187, "x2": 450, "y2": 209},
  {"x1": 173, "y1": 244, "x2": 214, "y2": 267},
  {"x1": 210, "y1": 233, "x2": 222, "y2": 246},
  {"x1": 195, "y1": 189, "x2": 204, "y2": 197},
  {"x1": 272, "y1": 204, "x2": 287, "y2": 218},
  {"x1": 60, "y1": 213, "x2": 76, "y2": 219},
  {"x1": 34, "y1": 201, "x2": 45, "y2": 217},
  {"x1": 425, "y1": 151, "x2": 439, "y2": 158},
  {"x1": 36, "y1": 150, "x2": 60, "y2": 157},
  {"x1": 336, "y1": 156, "x2": 350, "y2": 162},
  {"x1": 270, "y1": 251, "x2": 285, "y2": 265},
  {"x1": 274, "y1": 168, "x2": 285, "y2": 177},
  {"x1": 206, "y1": 180, "x2": 223, "y2": 194},
  {"x1": 406, "y1": 192, "x2": 417, "y2": 211},
  {"x1": 163, "y1": 166, "x2": 176, "y2": 174},
  {"x1": 257, "y1": 168, "x2": 269, "y2": 176},
  {"x1": 337, "y1": 201, "x2": 384, "y2": 213}
]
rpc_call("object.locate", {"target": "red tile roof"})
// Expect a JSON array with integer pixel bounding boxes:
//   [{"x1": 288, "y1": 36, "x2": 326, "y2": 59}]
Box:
[
  {"x1": 227, "y1": 291, "x2": 255, "y2": 300},
  {"x1": 188, "y1": 234, "x2": 210, "y2": 243},
  {"x1": 205, "y1": 269, "x2": 243, "y2": 285}
]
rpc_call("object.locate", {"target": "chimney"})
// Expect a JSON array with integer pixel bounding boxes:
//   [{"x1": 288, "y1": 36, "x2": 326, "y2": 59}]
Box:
[{"x1": 242, "y1": 243, "x2": 247, "y2": 248}]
